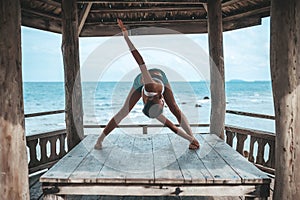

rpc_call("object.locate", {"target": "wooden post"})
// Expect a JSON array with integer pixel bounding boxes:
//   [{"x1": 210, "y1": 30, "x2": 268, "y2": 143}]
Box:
[
  {"x1": 207, "y1": 0, "x2": 225, "y2": 139},
  {"x1": 61, "y1": 0, "x2": 84, "y2": 150},
  {"x1": 270, "y1": 0, "x2": 300, "y2": 199},
  {"x1": 0, "y1": 0, "x2": 30, "y2": 199}
]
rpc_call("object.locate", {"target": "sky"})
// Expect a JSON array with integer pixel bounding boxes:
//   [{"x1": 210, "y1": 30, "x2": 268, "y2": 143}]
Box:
[{"x1": 21, "y1": 17, "x2": 270, "y2": 82}]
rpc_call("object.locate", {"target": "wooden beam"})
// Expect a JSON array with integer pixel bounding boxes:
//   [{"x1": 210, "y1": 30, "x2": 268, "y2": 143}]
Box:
[
  {"x1": 222, "y1": 0, "x2": 242, "y2": 7},
  {"x1": 81, "y1": 20, "x2": 208, "y2": 36},
  {"x1": 0, "y1": 0, "x2": 30, "y2": 199},
  {"x1": 271, "y1": 0, "x2": 300, "y2": 199},
  {"x1": 207, "y1": 0, "x2": 225, "y2": 139},
  {"x1": 85, "y1": 18, "x2": 207, "y2": 25},
  {"x1": 78, "y1": 2, "x2": 93, "y2": 36},
  {"x1": 37, "y1": 0, "x2": 61, "y2": 7},
  {"x1": 77, "y1": 0, "x2": 207, "y2": 4},
  {"x1": 21, "y1": 15, "x2": 62, "y2": 34},
  {"x1": 223, "y1": 17, "x2": 261, "y2": 31},
  {"x1": 61, "y1": 0, "x2": 84, "y2": 150},
  {"x1": 80, "y1": 16, "x2": 262, "y2": 36},
  {"x1": 21, "y1": 8, "x2": 61, "y2": 21},
  {"x1": 223, "y1": 6, "x2": 270, "y2": 22},
  {"x1": 89, "y1": 6, "x2": 204, "y2": 13}
]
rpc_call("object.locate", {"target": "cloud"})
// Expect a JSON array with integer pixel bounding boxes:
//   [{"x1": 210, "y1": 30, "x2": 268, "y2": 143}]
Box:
[
  {"x1": 80, "y1": 33, "x2": 210, "y2": 82},
  {"x1": 223, "y1": 17, "x2": 270, "y2": 81},
  {"x1": 21, "y1": 17, "x2": 271, "y2": 82}
]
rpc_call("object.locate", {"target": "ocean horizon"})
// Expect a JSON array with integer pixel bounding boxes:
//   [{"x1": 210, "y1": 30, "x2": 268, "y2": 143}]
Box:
[{"x1": 23, "y1": 81, "x2": 275, "y2": 136}]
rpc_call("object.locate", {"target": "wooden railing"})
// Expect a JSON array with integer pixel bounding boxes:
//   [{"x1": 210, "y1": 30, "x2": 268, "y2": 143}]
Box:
[
  {"x1": 25, "y1": 109, "x2": 65, "y2": 118},
  {"x1": 84, "y1": 123, "x2": 210, "y2": 135},
  {"x1": 25, "y1": 109, "x2": 275, "y2": 175},
  {"x1": 226, "y1": 110, "x2": 275, "y2": 120},
  {"x1": 25, "y1": 110, "x2": 67, "y2": 174},
  {"x1": 225, "y1": 110, "x2": 275, "y2": 174},
  {"x1": 27, "y1": 129, "x2": 67, "y2": 174}
]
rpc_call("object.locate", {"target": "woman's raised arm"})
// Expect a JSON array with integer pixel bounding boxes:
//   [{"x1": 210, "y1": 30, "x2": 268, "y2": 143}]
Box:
[{"x1": 117, "y1": 19, "x2": 154, "y2": 84}]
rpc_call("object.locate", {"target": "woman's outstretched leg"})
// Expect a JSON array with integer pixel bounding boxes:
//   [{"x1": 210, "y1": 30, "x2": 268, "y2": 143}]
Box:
[
  {"x1": 163, "y1": 84, "x2": 194, "y2": 137},
  {"x1": 156, "y1": 114, "x2": 199, "y2": 149},
  {"x1": 95, "y1": 88, "x2": 141, "y2": 149}
]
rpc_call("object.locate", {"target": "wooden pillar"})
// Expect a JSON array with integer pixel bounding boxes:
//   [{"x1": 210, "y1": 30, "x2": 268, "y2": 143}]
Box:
[
  {"x1": 271, "y1": 0, "x2": 300, "y2": 199},
  {"x1": 0, "y1": 0, "x2": 29, "y2": 199},
  {"x1": 61, "y1": 0, "x2": 84, "y2": 150},
  {"x1": 207, "y1": 0, "x2": 225, "y2": 139}
]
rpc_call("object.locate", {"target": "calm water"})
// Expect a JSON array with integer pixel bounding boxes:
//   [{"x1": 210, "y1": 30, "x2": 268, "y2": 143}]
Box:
[{"x1": 23, "y1": 81, "x2": 274, "y2": 135}]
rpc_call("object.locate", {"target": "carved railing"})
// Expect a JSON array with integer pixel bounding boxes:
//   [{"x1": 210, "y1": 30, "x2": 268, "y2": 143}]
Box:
[
  {"x1": 25, "y1": 110, "x2": 67, "y2": 174},
  {"x1": 225, "y1": 110, "x2": 275, "y2": 174},
  {"x1": 26, "y1": 120, "x2": 209, "y2": 174},
  {"x1": 25, "y1": 109, "x2": 275, "y2": 175},
  {"x1": 27, "y1": 129, "x2": 67, "y2": 174}
]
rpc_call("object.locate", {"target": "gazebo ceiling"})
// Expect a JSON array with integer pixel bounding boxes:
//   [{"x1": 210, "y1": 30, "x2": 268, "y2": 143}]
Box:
[{"x1": 21, "y1": 0, "x2": 270, "y2": 37}]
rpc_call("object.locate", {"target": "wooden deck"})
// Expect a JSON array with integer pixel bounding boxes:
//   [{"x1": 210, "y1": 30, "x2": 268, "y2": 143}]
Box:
[{"x1": 39, "y1": 132, "x2": 271, "y2": 199}]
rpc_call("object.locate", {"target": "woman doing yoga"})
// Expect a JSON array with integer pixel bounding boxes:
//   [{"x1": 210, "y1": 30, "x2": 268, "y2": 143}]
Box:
[{"x1": 94, "y1": 19, "x2": 200, "y2": 150}]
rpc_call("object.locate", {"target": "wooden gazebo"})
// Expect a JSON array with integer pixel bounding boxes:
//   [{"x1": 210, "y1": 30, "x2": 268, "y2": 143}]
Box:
[
  {"x1": 20, "y1": 0, "x2": 270, "y2": 36},
  {"x1": 0, "y1": 0, "x2": 299, "y2": 199}
]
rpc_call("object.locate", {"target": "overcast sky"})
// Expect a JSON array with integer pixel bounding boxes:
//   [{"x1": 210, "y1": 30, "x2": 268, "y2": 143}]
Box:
[{"x1": 21, "y1": 17, "x2": 270, "y2": 82}]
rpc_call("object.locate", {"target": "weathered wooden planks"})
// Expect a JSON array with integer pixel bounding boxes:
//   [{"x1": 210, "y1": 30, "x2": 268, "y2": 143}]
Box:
[
  {"x1": 168, "y1": 133, "x2": 211, "y2": 184},
  {"x1": 201, "y1": 134, "x2": 270, "y2": 184},
  {"x1": 152, "y1": 133, "x2": 184, "y2": 184},
  {"x1": 195, "y1": 135, "x2": 241, "y2": 184},
  {"x1": 40, "y1": 135, "x2": 96, "y2": 182},
  {"x1": 41, "y1": 133, "x2": 270, "y2": 198},
  {"x1": 96, "y1": 132, "x2": 135, "y2": 183},
  {"x1": 69, "y1": 133, "x2": 120, "y2": 182},
  {"x1": 124, "y1": 136, "x2": 154, "y2": 183}
]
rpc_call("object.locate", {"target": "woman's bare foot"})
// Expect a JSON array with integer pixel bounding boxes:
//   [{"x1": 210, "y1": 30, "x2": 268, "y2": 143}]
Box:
[
  {"x1": 94, "y1": 140, "x2": 102, "y2": 150},
  {"x1": 189, "y1": 138, "x2": 200, "y2": 150}
]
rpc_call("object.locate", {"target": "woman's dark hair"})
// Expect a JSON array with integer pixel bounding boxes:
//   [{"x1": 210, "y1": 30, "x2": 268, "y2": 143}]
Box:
[{"x1": 142, "y1": 100, "x2": 163, "y2": 118}]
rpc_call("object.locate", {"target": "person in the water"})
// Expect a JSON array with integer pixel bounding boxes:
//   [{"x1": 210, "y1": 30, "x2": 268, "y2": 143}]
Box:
[{"x1": 94, "y1": 19, "x2": 200, "y2": 150}]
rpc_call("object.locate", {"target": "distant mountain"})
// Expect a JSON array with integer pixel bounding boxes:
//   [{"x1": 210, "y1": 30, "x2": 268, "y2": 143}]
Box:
[{"x1": 227, "y1": 79, "x2": 247, "y2": 83}]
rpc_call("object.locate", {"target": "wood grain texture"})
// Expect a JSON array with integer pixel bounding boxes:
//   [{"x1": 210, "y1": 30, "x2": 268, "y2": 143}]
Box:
[
  {"x1": 40, "y1": 133, "x2": 271, "y2": 198},
  {"x1": 61, "y1": 0, "x2": 84, "y2": 150},
  {"x1": 195, "y1": 134, "x2": 241, "y2": 184},
  {"x1": 152, "y1": 133, "x2": 184, "y2": 184},
  {"x1": 201, "y1": 134, "x2": 270, "y2": 184},
  {"x1": 40, "y1": 135, "x2": 96, "y2": 182},
  {"x1": 168, "y1": 133, "x2": 211, "y2": 184},
  {"x1": 207, "y1": 0, "x2": 226, "y2": 138},
  {"x1": 270, "y1": 0, "x2": 300, "y2": 199},
  {"x1": 0, "y1": 0, "x2": 29, "y2": 199}
]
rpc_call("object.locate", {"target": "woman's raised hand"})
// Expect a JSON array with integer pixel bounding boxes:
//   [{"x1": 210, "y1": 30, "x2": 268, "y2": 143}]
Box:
[{"x1": 117, "y1": 18, "x2": 128, "y2": 37}]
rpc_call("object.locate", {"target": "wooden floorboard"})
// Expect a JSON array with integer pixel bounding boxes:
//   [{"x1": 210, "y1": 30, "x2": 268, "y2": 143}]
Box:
[
  {"x1": 32, "y1": 132, "x2": 273, "y2": 199},
  {"x1": 30, "y1": 170, "x2": 273, "y2": 199},
  {"x1": 42, "y1": 196, "x2": 243, "y2": 200}
]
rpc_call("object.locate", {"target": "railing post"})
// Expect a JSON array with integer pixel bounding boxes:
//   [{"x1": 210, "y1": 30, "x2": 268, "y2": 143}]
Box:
[
  {"x1": 59, "y1": 134, "x2": 67, "y2": 157},
  {"x1": 256, "y1": 139, "x2": 266, "y2": 165},
  {"x1": 249, "y1": 136, "x2": 257, "y2": 163},
  {"x1": 143, "y1": 125, "x2": 148, "y2": 134},
  {"x1": 225, "y1": 130, "x2": 234, "y2": 147},
  {"x1": 236, "y1": 133, "x2": 247, "y2": 155},
  {"x1": 27, "y1": 140, "x2": 39, "y2": 167}
]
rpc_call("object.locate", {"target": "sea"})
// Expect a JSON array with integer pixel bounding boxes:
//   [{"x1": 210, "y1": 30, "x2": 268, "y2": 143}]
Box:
[{"x1": 23, "y1": 81, "x2": 275, "y2": 136}]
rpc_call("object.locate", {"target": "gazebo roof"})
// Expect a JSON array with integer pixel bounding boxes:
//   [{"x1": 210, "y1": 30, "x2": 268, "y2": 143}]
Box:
[{"x1": 21, "y1": 0, "x2": 270, "y2": 37}]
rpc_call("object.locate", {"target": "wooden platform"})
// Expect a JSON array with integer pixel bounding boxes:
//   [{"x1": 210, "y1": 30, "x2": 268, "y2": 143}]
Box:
[{"x1": 40, "y1": 132, "x2": 271, "y2": 199}]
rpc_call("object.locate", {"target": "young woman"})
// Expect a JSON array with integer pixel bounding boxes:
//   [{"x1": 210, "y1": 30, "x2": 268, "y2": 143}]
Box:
[{"x1": 94, "y1": 19, "x2": 200, "y2": 150}]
